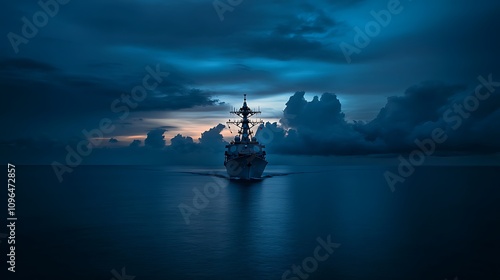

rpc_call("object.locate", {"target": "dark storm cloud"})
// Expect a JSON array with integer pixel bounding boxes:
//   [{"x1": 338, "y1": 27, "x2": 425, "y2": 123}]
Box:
[
  {"x1": 259, "y1": 91, "x2": 378, "y2": 155},
  {"x1": 138, "y1": 85, "x2": 223, "y2": 111},
  {"x1": 1, "y1": 0, "x2": 352, "y2": 69},
  {"x1": 257, "y1": 81, "x2": 500, "y2": 155},
  {"x1": 237, "y1": 6, "x2": 349, "y2": 62},
  {"x1": 168, "y1": 124, "x2": 228, "y2": 153},
  {"x1": 0, "y1": 58, "x2": 120, "y2": 140},
  {"x1": 2, "y1": 80, "x2": 499, "y2": 165},
  {"x1": 367, "y1": 79, "x2": 500, "y2": 153},
  {"x1": 351, "y1": 2, "x2": 500, "y2": 82},
  {"x1": 142, "y1": 124, "x2": 227, "y2": 151},
  {"x1": 53, "y1": 0, "x2": 341, "y2": 55},
  {"x1": 359, "y1": 82, "x2": 467, "y2": 149},
  {"x1": 199, "y1": 124, "x2": 226, "y2": 146},
  {"x1": 129, "y1": 139, "x2": 141, "y2": 148},
  {"x1": 169, "y1": 134, "x2": 197, "y2": 153},
  {"x1": 144, "y1": 129, "x2": 166, "y2": 149},
  {"x1": 0, "y1": 123, "x2": 230, "y2": 165},
  {"x1": 0, "y1": 57, "x2": 223, "y2": 113},
  {"x1": 3, "y1": 0, "x2": 499, "y2": 109},
  {"x1": 0, "y1": 57, "x2": 225, "y2": 140},
  {"x1": 281, "y1": 91, "x2": 346, "y2": 129}
]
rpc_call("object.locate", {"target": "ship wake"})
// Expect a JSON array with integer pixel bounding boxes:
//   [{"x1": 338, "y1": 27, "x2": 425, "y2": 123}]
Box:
[{"x1": 180, "y1": 171, "x2": 307, "y2": 179}]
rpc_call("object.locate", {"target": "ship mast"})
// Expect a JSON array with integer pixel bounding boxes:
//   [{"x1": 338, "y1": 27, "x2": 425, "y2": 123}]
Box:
[{"x1": 227, "y1": 94, "x2": 263, "y2": 143}]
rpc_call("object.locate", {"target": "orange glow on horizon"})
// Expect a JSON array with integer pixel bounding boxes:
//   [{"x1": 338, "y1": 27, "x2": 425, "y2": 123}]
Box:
[{"x1": 99, "y1": 116, "x2": 280, "y2": 146}]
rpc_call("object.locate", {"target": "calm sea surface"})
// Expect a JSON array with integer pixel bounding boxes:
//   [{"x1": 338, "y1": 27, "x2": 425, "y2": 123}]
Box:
[{"x1": 3, "y1": 165, "x2": 500, "y2": 279}]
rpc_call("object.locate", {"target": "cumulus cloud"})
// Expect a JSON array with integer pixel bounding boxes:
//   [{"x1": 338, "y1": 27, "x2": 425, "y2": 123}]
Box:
[
  {"x1": 167, "y1": 124, "x2": 228, "y2": 154},
  {"x1": 2, "y1": 80, "x2": 499, "y2": 165},
  {"x1": 144, "y1": 129, "x2": 166, "y2": 149},
  {"x1": 261, "y1": 91, "x2": 378, "y2": 155},
  {"x1": 281, "y1": 91, "x2": 346, "y2": 129},
  {"x1": 199, "y1": 124, "x2": 226, "y2": 146},
  {"x1": 169, "y1": 134, "x2": 197, "y2": 153},
  {"x1": 357, "y1": 81, "x2": 466, "y2": 151},
  {"x1": 129, "y1": 139, "x2": 141, "y2": 148},
  {"x1": 257, "y1": 82, "x2": 500, "y2": 155}
]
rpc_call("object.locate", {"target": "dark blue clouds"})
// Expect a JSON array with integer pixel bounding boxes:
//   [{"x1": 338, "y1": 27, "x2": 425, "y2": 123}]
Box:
[
  {"x1": 144, "y1": 129, "x2": 167, "y2": 149},
  {"x1": 2, "y1": 79, "x2": 499, "y2": 164},
  {"x1": 0, "y1": 57, "x2": 226, "y2": 142},
  {"x1": 281, "y1": 91, "x2": 346, "y2": 130},
  {"x1": 257, "y1": 79, "x2": 500, "y2": 155},
  {"x1": 129, "y1": 139, "x2": 141, "y2": 148},
  {"x1": 199, "y1": 124, "x2": 226, "y2": 147},
  {"x1": 3, "y1": 1, "x2": 499, "y2": 101}
]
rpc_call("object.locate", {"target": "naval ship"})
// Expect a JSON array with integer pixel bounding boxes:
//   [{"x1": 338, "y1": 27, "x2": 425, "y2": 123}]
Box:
[{"x1": 224, "y1": 94, "x2": 267, "y2": 179}]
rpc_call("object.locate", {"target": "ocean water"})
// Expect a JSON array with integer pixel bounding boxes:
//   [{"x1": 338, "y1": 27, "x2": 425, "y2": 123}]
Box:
[{"x1": 3, "y1": 165, "x2": 500, "y2": 279}]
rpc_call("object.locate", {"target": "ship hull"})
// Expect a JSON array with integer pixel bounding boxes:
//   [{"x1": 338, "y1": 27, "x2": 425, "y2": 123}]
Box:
[{"x1": 225, "y1": 156, "x2": 267, "y2": 179}]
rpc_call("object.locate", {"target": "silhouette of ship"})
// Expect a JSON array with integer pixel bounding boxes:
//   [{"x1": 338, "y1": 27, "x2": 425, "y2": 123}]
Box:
[{"x1": 224, "y1": 94, "x2": 267, "y2": 179}]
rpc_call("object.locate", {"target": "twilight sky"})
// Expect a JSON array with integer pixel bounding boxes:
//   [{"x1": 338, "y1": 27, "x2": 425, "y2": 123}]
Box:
[{"x1": 1, "y1": 0, "x2": 500, "y2": 163}]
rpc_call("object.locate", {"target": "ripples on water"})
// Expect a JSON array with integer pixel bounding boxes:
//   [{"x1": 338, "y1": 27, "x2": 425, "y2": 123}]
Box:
[{"x1": 10, "y1": 165, "x2": 500, "y2": 279}]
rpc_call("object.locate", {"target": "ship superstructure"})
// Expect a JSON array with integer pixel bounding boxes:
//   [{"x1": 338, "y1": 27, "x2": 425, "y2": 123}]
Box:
[{"x1": 224, "y1": 94, "x2": 267, "y2": 179}]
